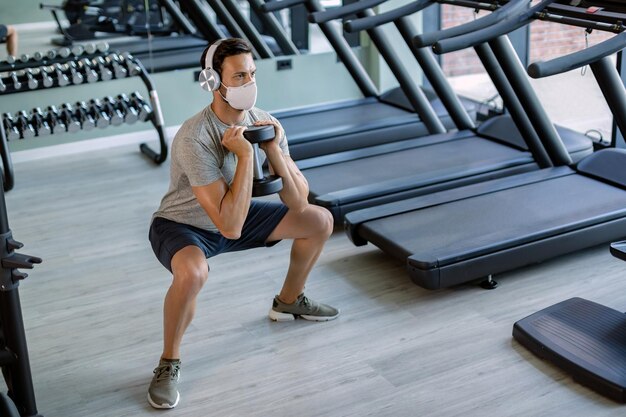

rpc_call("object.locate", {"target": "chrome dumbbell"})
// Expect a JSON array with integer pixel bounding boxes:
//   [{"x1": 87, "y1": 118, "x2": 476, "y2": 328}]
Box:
[
  {"x1": 16, "y1": 111, "x2": 36, "y2": 139},
  {"x1": 102, "y1": 96, "x2": 124, "y2": 126},
  {"x1": 9, "y1": 72, "x2": 22, "y2": 90},
  {"x1": 40, "y1": 66, "x2": 54, "y2": 88},
  {"x1": 0, "y1": 76, "x2": 6, "y2": 93},
  {"x1": 54, "y1": 63, "x2": 70, "y2": 87},
  {"x1": 88, "y1": 99, "x2": 111, "y2": 129},
  {"x1": 2, "y1": 113, "x2": 20, "y2": 141},
  {"x1": 119, "y1": 52, "x2": 141, "y2": 76},
  {"x1": 25, "y1": 68, "x2": 39, "y2": 89},
  {"x1": 92, "y1": 56, "x2": 113, "y2": 81},
  {"x1": 79, "y1": 58, "x2": 98, "y2": 83},
  {"x1": 74, "y1": 101, "x2": 96, "y2": 131},
  {"x1": 30, "y1": 108, "x2": 51, "y2": 136},
  {"x1": 45, "y1": 105, "x2": 67, "y2": 134},
  {"x1": 68, "y1": 61, "x2": 84, "y2": 84},
  {"x1": 116, "y1": 93, "x2": 139, "y2": 124},
  {"x1": 130, "y1": 92, "x2": 152, "y2": 121},
  {"x1": 60, "y1": 103, "x2": 81, "y2": 133}
]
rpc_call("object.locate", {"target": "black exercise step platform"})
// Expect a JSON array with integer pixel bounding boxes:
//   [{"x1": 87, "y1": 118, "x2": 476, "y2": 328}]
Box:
[{"x1": 513, "y1": 297, "x2": 626, "y2": 402}]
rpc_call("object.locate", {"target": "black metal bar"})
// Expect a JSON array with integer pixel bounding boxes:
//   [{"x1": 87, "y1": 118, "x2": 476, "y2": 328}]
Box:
[
  {"x1": 0, "y1": 122, "x2": 14, "y2": 192},
  {"x1": 612, "y1": 50, "x2": 626, "y2": 148},
  {"x1": 395, "y1": 17, "x2": 475, "y2": 130},
  {"x1": 591, "y1": 56, "x2": 626, "y2": 146},
  {"x1": 178, "y1": 0, "x2": 226, "y2": 41},
  {"x1": 489, "y1": 35, "x2": 571, "y2": 166},
  {"x1": 262, "y1": 0, "x2": 307, "y2": 12},
  {"x1": 290, "y1": 4, "x2": 310, "y2": 51},
  {"x1": 356, "y1": 8, "x2": 446, "y2": 134},
  {"x1": 137, "y1": 60, "x2": 169, "y2": 165},
  {"x1": 157, "y1": 0, "x2": 197, "y2": 35},
  {"x1": 221, "y1": 0, "x2": 275, "y2": 58},
  {"x1": 205, "y1": 0, "x2": 265, "y2": 59},
  {"x1": 0, "y1": 290, "x2": 40, "y2": 417},
  {"x1": 304, "y1": 0, "x2": 379, "y2": 97},
  {"x1": 308, "y1": 0, "x2": 388, "y2": 23},
  {"x1": 248, "y1": 0, "x2": 300, "y2": 55},
  {"x1": 475, "y1": 42, "x2": 553, "y2": 167}
]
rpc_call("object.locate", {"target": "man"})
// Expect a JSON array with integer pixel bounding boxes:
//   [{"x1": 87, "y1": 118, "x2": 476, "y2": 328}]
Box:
[
  {"x1": 0, "y1": 24, "x2": 17, "y2": 56},
  {"x1": 147, "y1": 38, "x2": 338, "y2": 409}
]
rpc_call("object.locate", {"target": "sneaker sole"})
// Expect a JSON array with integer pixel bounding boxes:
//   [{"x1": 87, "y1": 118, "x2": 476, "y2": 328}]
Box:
[
  {"x1": 147, "y1": 391, "x2": 180, "y2": 409},
  {"x1": 268, "y1": 308, "x2": 340, "y2": 322}
]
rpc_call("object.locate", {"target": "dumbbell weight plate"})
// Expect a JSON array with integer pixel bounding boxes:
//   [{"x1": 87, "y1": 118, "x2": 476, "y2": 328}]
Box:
[
  {"x1": 243, "y1": 125, "x2": 275, "y2": 144},
  {"x1": 252, "y1": 176, "x2": 283, "y2": 197}
]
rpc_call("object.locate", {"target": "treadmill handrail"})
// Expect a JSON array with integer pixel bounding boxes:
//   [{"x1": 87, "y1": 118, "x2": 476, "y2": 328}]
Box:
[
  {"x1": 309, "y1": 0, "x2": 388, "y2": 24},
  {"x1": 261, "y1": 0, "x2": 307, "y2": 12},
  {"x1": 528, "y1": 31, "x2": 626, "y2": 78},
  {"x1": 433, "y1": 0, "x2": 555, "y2": 54},
  {"x1": 343, "y1": 0, "x2": 434, "y2": 33},
  {"x1": 414, "y1": 0, "x2": 529, "y2": 48}
]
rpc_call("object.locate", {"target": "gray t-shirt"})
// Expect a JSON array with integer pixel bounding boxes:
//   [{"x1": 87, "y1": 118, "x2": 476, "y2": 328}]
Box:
[{"x1": 153, "y1": 105, "x2": 289, "y2": 232}]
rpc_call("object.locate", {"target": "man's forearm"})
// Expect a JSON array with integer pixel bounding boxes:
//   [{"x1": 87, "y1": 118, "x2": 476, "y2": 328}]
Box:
[
  {"x1": 219, "y1": 155, "x2": 254, "y2": 237},
  {"x1": 266, "y1": 147, "x2": 308, "y2": 211}
]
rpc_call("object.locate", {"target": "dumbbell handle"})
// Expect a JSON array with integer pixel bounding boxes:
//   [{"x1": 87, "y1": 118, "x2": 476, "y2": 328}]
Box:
[{"x1": 252, "y1": 143, "x2": 264, "y2": 180}]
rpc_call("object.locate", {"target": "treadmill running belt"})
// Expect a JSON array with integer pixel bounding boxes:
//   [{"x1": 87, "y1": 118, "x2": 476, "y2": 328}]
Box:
[
  {"x1": 280, "y1": 101, "x2": 417, "y2": 143},
  {"x1": 513, "y1": 297, "x2": 626, "y2": 402},
  {"x1": 359, "y1": 174, "x2": 626, "y2": 266},
  {"x1": 304, "y1": 136, "x2": 531, "y2": 198}
]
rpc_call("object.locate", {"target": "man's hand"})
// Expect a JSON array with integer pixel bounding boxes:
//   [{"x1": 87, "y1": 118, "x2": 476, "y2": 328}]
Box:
[
  {"x1": 222, "y1": 125, "x2": 253, "y2": 157},
  {"x1": 253, "y1": 120, "x2": 283, "y2": 153}
]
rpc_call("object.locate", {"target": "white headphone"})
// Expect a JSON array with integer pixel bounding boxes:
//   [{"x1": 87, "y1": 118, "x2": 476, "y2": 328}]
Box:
[{"x1": 198, "y1": 39, "x2": 224, "y2": 92}]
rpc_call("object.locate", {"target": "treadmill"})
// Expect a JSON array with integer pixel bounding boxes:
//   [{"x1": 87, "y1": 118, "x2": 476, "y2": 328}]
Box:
[
  {"x1": 260, "y1": 0, "x2": 481, "y2": 161},
  {"x1": 297, "y1": 0, "x2": 592, "y2": 222},
  {"x1": 513, "y1": 241, "x2": 626, "y2": 403},
  {"x1": 345, "y1": 0, "x2": 626, "y2": 290}
]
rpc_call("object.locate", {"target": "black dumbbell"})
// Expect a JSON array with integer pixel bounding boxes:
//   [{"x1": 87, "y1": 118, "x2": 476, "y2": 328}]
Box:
[
  {"x1": 68, "y1": 61, "x2": 84, "y2": 84},
  {"x1": 16, "y1": 111, "x2": 36, "y2": 139},
  {"x1": 45, "y1": 105, "x2": 67, "y2": 134},
  {"x1": 102, "y1": 96, "x2": 124, "y2": 126},
  {"x1": 40, "y1": 66, "x2": 54, "y2": 88},
  {"x1": 88, "y1": 99, "x2": 111, "y2": 129},
  {"x1": 243, "y1": 125, "x2": 283, "y2": 196},
  {"x1": 74, "y1": 101, "x2": 96, "y2": 131},
  {"x1": 92, "y1": 56, "x2": 113, "y2": 81},
  {"x1": 116, "y1": 93, "x2": 139, "y2": 124},
  {"x1": 79, "y1": 58, "x2": 98, "y2": 83},
  {"x1": 129, "y1": 92, "x2": 152, "y2": 121},
  {"x1": 30, "y1": 108, "x2": 51, "y2": 136},
  {"x1": 2, "y1": 113, "x2": 20, "y2": 141},
  {"x1": 60, "y1": 103, "x2": 81, "y2": 133},
  {"x1": 9, "y1": 72, "x2": 21, "y2": 90},
  {"x1": 25, "y1": 69, "x2": 39, "y2": 90},
  {"x1": 54, "y1": 63, "x2": 70, "y2": 87}
]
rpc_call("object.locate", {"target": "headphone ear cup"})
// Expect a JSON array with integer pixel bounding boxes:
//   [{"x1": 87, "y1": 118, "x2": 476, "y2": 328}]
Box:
[{"x1": 198, "y1": 68, "x2": 220, "y2": 92}]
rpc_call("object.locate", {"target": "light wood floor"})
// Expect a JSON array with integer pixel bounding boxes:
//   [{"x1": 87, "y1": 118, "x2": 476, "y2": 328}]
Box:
[{"x1": 2, "y1": 141, "x2": 626, "y2": 417}]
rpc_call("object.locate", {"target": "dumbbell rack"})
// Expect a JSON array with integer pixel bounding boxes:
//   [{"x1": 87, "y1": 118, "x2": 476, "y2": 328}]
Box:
[
  {"x1": 0, "y1": 169, "x2": 42, "y2": 416},
  {"x1": 0, "y1": 47, "x2": 168, "y2": 191}
]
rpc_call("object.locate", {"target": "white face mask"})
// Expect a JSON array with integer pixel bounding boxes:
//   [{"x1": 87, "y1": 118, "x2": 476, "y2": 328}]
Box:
[{"x1": 219, "y1": 79, "x2": 257, "y2": 111}]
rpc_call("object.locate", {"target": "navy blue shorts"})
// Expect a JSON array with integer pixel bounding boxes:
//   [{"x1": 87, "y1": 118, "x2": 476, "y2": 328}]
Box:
[
  {"x1": 149, "y1": 200, "x2": 289, "y2": 272},
  {"x1": 0, "y1": 25, "x2": 7, "y2": 42}
]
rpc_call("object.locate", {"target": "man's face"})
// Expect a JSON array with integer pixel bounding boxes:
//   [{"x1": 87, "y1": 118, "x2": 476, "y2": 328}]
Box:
[{"x1": 220, "y1": 53, "x2": 256, "y2": 88}]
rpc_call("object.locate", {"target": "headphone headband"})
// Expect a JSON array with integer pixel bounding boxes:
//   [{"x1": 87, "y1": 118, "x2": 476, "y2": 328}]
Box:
[{"x1": 199, "y1": 39, "x2": 224, "y2": 92}]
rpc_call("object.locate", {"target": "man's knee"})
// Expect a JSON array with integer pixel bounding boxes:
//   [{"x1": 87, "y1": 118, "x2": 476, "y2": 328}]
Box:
[
  {"x1": 306, "y1": 205, "x2": 333, "y2": 239},
  {"x1": 171, "y1": 248, "x2": 209, "y2": 295}
]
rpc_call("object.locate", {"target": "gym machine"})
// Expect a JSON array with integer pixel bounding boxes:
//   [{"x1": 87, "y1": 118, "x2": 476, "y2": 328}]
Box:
[
  {"x1": 345, "y1": 0, "x2": 626, "y2": 289},
  {"x1": 0, "y1": 43, "x2": 168, "y2": 191},
  {"x1": 0, "y1": 169, "x2": 43, "y2": 416}
]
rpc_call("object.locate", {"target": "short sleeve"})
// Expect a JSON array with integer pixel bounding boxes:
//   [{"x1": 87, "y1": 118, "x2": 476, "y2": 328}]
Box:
[{"x1": 172, "y1": 136, "x2": 223, "y2": 187}]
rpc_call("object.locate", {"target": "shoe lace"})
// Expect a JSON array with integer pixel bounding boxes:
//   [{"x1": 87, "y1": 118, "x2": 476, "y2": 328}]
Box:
[
  {"x1": 154, "y1": 363, "x2": 180, "y2": 382},
  {"x1": 300, "y1": 295, "x2": 311, "y2": 307}
]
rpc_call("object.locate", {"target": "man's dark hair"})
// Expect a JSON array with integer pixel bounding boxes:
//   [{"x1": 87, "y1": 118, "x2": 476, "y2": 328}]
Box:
[{"x1": 200, "y1": 38, "x2": 253, "y2": 76}]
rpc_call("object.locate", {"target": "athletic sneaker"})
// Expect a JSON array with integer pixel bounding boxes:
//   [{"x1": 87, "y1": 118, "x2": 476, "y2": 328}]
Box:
[
  {"x1": 269, "y1": 293, "x2": 339, "y2": 322},
  {"x1": 148, "y1": 359, "x2": 181, "y2": 409}
]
